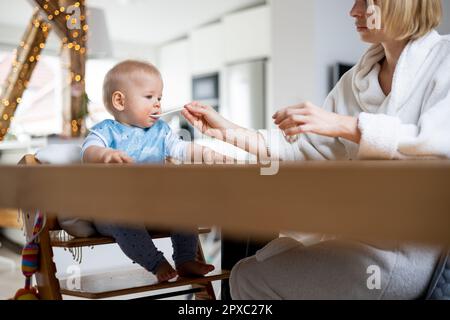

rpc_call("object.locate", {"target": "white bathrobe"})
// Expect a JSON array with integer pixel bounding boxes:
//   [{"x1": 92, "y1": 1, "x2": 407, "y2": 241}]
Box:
[
  {"x1": 231, "y1": 30, "x2": 449, "y2": 300},
  {"x1": 263, "y1": 30, "x2": 450, "y2": 162}
]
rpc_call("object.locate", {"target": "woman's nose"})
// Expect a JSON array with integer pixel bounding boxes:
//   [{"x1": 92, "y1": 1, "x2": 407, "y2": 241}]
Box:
[{"x1": 350, "y1": 0, "x2": 366, "y2": 18}]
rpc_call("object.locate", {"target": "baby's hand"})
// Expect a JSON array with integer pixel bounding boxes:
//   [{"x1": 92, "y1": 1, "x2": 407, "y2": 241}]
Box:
[{"x1": 100, "y1": 149, "x2": 134, "y2": 164}]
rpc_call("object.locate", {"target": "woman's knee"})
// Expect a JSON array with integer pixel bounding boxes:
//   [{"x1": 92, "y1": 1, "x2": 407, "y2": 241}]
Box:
[{"x1": 230, "y1": 256, "x2": 259, "y2": 300}]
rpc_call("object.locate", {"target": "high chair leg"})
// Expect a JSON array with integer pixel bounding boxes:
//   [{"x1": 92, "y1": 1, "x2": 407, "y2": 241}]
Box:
[
  {"x1": 194, "y1": 236, "x2": 216, "y2": 300},
  {"x1": 34, "y1": 215, "x2": 62, "y2": 300}
]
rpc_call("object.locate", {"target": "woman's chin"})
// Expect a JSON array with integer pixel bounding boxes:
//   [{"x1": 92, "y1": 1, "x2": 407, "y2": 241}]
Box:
[
  {"x1": 357, "y1": 29, "x2": 384, "y2": 44},
  {"x1": 359, "y1": 33, "x2": 379, "y2": 44}
]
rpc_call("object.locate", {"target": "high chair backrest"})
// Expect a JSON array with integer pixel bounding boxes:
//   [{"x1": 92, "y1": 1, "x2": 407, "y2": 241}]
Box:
[{"x1": 16, "y1": 153, "x2": 228, "y2": 300}]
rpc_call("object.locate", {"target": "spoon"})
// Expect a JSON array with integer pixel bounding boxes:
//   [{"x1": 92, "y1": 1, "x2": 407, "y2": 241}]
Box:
[{"x1": 151, "y1": 107, "x2": 185, "y2": 118}]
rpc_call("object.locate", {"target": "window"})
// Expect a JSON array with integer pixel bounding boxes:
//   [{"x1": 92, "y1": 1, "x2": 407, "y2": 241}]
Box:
[
  {"x1": 0, "y1": 51, "x2": 118, "y2": 136},
  {"x1": 84, "y1": 59, "x2": 117, "y2": 129},
  {"x1": 0, "y1": 51, "x2": 62, "y2": 137}
]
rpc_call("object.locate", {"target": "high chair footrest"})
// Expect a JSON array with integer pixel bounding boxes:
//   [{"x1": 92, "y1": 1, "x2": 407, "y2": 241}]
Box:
[
  {"x1": 51, "y1": 228, "x2": 212, "y2": 248},
  {"x1": 59, "y1": 268, "x2": 230, "y2": 299}
]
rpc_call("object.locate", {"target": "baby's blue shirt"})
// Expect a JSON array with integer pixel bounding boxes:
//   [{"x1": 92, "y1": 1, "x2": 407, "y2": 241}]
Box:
[{"x1": 82, "y1": 119, "x2": 188, "y2": 163}]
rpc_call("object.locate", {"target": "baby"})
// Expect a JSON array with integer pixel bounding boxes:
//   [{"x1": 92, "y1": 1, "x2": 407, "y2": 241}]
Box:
[{"x1": 82, "y1": 60, "x2": 221, "y2": 282}]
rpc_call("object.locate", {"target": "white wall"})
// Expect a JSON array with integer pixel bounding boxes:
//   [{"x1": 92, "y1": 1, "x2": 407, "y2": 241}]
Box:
[
  {"x1": 270, "y1": 0, "x2": 316, "y2": 123},
  {"x1": 188, "y1": 5, "x2": 271, "y2": 73},
  {"x1": 158, "y1": 4, "x2": 272, "y2": 127},
  {"x1": 0, "y1": 24, "x2": 61, "y2": 54},
  {"x1": 314, "y1": 0, "x2": 368, "y2": 103},
  {"x1": 438, "y1": 0, "x2": 450, "y2": 34},
  {"x1": 0, "y1": 23, "x2": 156, "y2": 61},
  {"x1": 271, "y1": 0, "x2": 367, "y2": 117},
  {"x1": 157, "y1": 39, "x2": 191, "y2": 109},
  {"x1": 111, "y1": 41, "x2": 157, "y2": 62},
  {"x1": 190, "y1": 22, "x2": 224, "y2": 76},
  {"x1": 223, "y1": 5, "x2": 272, "y2": 63}
]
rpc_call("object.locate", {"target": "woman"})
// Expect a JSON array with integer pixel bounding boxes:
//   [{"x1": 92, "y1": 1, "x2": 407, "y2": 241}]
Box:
[{"x1": 182, "y1": 0, "x2": 450, "y2": 299}]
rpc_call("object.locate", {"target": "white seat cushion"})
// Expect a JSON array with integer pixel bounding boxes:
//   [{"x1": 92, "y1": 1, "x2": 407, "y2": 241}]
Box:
[
  {"x1": 34, "y1": 144, "x2": 97, "y2": 237},
  {"x1": 35, "y1": 144, "x2": 82, "y2": 164}
]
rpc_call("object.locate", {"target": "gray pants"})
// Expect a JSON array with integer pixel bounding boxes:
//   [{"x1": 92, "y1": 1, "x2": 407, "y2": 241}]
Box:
[
  {"x1": 230, "y1": 237, "x2": 441, "y2": 300},
  {"x1": 95, "y1": 223, "x2": 198, "y2": 274}
]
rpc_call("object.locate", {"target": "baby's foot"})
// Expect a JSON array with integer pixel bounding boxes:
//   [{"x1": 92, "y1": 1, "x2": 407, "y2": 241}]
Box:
[
  {"x1": 155, "y1": 261, "x2": 178, "y2": 283},
  {"x1": 177, "y1": 260, "x2": 215, "y2": 277}
]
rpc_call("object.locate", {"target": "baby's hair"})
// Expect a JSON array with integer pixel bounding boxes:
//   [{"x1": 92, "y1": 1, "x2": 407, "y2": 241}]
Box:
[{"x1": 103, "y1": 60, "x2": 162, "y2": 114}]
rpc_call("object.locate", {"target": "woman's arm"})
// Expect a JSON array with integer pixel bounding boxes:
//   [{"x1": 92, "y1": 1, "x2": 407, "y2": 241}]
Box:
[
  {"x1": 182, "y1": 103, "x2": 270, "y2": 161},
  {"x1": 357, "y1": 101, "x2": 450, "y2": 160},
  {"x1": 164, "y1": 124, "x2": 237, "y2": 164},
  {"x1": 182, "y1": 98, "x2": 355, "y2": 162},
  {"x1": 185, "y1": 143, "x2": 235, "y2": 164},
  {"x1": 273, "y1": 101, "x2": 361, "y2": 144}
]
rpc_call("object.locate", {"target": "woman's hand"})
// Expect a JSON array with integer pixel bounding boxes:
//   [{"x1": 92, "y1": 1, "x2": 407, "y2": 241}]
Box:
[
  {"x1": 272, "y1": 102, "x2": 361, "y2": 143},
  {"x1": 182, "y1": 102, "x2": 239, "y2": 140},
  {"x1": 182, "y1": 102, "x2": 268, "y2": 159}
]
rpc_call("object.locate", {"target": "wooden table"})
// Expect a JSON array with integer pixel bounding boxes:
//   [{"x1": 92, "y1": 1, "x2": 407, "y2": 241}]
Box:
[{"x1": 0, "y1": 161, "x2": 449, "y2": 244}]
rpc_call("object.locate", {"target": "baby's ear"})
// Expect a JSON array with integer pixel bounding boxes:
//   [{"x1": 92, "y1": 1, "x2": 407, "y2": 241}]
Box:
[{"x1": 111, "y1": 91, "x2": 125, "y2": 112}]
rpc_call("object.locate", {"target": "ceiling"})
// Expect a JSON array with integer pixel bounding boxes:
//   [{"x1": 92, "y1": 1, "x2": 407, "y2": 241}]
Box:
[{"x1": 0, "y1": 0, "x2": 265, "y2": 45}]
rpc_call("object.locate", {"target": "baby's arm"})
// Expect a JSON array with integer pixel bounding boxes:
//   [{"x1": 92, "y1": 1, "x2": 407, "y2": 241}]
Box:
[
  {"x1": 165, "y1": 128, "x2": 233, "y2": 164},
  {"x1": 82, "y1": 134, "x2": 134, "y2": 164},
  {"x1": 83, "y1": 146, "x2": 134, "y2": 164},
  {"x1": 185, "y1": 143, "x2": 234, "y2": 164}
]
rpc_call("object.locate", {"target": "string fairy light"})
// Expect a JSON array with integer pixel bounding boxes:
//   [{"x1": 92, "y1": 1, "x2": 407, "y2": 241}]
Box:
[
  {"x1": 0, "y1": 10, "x2": 51, "y2": 141},
  {"x1": 0, "y1": 0, "x2": 88, "y2": 140}
]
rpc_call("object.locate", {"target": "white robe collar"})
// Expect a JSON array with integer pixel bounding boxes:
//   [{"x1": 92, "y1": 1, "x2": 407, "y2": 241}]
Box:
[{"x1": 352, "y1": 30, "x2": 442, "y2": 115}]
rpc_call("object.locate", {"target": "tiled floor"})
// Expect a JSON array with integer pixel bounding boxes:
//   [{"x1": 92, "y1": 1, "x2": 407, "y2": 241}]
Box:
[
  {"x1": 0, "y1": 241, "x2": 222, "y2": 300},
  {"x1": 0, "y1": 246, "x2": 23, "y2": 300},
  {"x1": 0, "y1": 246, "x2": 199, "y2": 300}
]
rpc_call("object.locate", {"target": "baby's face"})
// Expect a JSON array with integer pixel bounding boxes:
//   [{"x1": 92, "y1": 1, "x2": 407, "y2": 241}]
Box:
[{"x1": 122, "y1": 72, "x2": 163, "y2": 128}]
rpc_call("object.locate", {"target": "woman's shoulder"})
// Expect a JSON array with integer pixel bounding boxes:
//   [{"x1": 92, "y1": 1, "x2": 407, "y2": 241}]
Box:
[
  {"x1": 430, "y1": 34, "x2": 450, "y2": 74},
  {"x1": 338, "y1": 66, "x2": 356, "y2": 86},
  {"x1": 328, "y1": 66, "x2": 357, "y2": 99}
]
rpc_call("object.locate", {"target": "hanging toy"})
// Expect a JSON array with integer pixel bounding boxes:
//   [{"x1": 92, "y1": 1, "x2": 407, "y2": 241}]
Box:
[{"x1": 13, "y1": 210, "x2": 45, "y2": 300}]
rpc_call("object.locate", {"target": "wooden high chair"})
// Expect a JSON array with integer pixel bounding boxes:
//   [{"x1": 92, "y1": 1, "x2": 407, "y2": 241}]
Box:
[{"x1": 18, "y1": 154, "x2": 229, "y2": 300}]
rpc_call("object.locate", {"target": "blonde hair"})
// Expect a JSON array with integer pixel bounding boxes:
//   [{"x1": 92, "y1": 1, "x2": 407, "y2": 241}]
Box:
[
  {"x1": 103, "y1": 60, "x2": 162, "y2": 113},
  {"x1": 378, "y1": 0, "x2": 442, "y2": 40}
]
